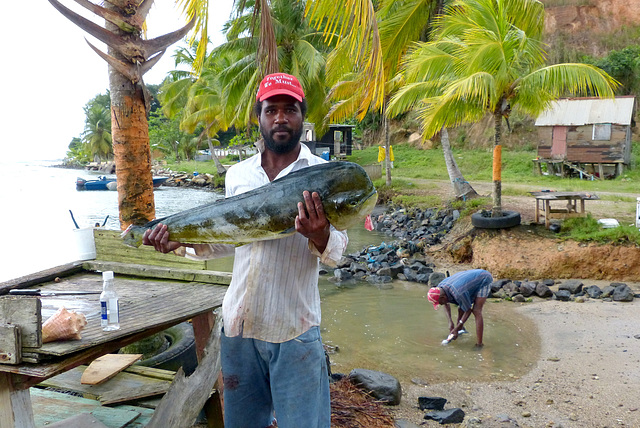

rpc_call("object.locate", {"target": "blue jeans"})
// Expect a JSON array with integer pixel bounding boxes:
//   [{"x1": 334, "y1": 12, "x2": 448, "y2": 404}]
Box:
[{"x1": 221, "y1": 326, "x2": 330, "y2": 428}]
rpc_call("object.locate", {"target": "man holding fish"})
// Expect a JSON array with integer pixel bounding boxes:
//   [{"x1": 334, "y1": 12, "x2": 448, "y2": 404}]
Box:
[{"x1": 143, "y1": 73, "x2": 348, "y2": 428}]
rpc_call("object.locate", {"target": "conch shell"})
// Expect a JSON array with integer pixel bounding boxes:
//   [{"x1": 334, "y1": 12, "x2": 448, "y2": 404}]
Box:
[{"x1": 42, "y1": 307, "x2": 87, "y2": 343}]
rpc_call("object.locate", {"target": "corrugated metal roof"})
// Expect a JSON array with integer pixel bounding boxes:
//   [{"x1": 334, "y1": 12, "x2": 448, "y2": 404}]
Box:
[{"x1": 534, "y1": 96, "x2": 636, "y2": 126}]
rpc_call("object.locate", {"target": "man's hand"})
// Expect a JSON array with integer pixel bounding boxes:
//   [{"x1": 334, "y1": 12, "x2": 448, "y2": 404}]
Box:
[
  {"x1": 295, "y1": 191, "x2": 330, "y2": 253},
  {"x1": 142, "y1": 223, "x2": 184, "y2": 253}
]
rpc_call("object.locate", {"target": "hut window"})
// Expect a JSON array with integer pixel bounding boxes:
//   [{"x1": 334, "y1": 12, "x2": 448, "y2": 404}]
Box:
[{"x1": 592, "y1": 123, "x2": 611, "y2": 141}]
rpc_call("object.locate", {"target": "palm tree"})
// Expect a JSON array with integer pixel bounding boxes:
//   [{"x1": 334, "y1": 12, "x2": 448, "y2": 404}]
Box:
[
  {"x1": 306, "y1": 0, "x2": 479, "y2": 196},
  {"x1": 82, "y1": 105, "x2": 112, "y2": 161},
  {"x1": 305, "y1": 0, "x2": 446, "y2": 184},
  {"x1": 215, "y1": 0, "x2": 331, "y2": 132},
  {"x1": 388, "y1": 0, "x2": 618, "y2": 216},
  {"x1": 47, "y1": 0, "x2": 209, "y2": 228}
]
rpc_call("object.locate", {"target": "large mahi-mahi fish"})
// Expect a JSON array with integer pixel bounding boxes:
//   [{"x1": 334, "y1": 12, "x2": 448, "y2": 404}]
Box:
[{"x1": 122, "y1": 161, "x2": 377, "y2": 247}]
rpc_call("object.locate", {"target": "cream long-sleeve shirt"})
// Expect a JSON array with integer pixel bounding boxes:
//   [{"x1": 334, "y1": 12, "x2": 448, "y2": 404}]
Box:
[{"x1": 180, "y1": 143, "x2": 348, "y2": 342}]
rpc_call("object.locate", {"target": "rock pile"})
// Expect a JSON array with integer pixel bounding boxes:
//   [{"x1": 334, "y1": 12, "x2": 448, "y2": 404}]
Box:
[
  {"x1": 371, "y1": 206, "x2": 460, "y2": 245},
  {"x1": 160, "y1": 172, "x2": 222, "y2": 189},
  {"x1": 324, "y1": 207, "x2": 460, "y2": 286},
  {"x1": 150, "y1": 166, "x2": 224, "y2": 190},
  {"x1": 491, "y1": 278, "x2": 637, "y2": 303}
]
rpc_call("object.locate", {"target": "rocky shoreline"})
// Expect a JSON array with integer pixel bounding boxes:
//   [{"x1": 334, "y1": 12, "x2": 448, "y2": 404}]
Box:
[
  {"x1": 59, "y1": 161, "x2": 225, "y2": 190},
  {"x1": 326, "y1": 206, "x2": 637, "y2": 304}
]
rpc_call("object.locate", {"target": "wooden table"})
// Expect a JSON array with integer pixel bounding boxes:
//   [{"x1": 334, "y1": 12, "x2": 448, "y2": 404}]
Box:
[
  {"x1": 0, "y1": 263, "x2": 228, "y2": 428},
  {"x1": 530, "y1": 191, "x2": 600, "y2": 228}
]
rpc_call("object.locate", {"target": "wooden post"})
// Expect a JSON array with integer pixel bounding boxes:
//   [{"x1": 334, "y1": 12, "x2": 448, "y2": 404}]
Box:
[
  {"x1": 533, "y1": 159, "x2": 542, "y2": 175},
  {"x1": 0, "y1": 372, "x2": 36, "y2": 428},
  {"x1": 598, "y1": 163, "x2": 604, "y2": 179},
  {"x1": 546, "y1": 162, "x2": 554, "y2": 176},
  {"x1": 192, "y1": 311, "x2": 224, "y2": 428},
  {"x1": 545, "y1": 200, "x2": 551, "y2": 229}
]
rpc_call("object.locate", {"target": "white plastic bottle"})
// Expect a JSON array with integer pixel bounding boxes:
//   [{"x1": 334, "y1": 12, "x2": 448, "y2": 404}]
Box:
[{"x1": 100, "y1": 271, "x2": 120, "y2": 331}]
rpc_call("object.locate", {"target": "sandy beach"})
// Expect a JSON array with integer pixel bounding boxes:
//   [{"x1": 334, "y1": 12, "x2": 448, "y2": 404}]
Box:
[{"x1": 391, "y1": 290, "x2": 640, "y2": 427}]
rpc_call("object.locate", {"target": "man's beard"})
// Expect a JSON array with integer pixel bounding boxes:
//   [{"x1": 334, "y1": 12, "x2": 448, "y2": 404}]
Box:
[{"x1": 261, "y1": 125, "x2": 303, "y2": 154}]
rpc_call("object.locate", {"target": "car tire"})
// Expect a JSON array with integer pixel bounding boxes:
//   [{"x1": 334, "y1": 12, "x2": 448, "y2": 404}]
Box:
[
  {"x1": 471, "y1": 210, "x2": 521, "y2": 229},
  {"x1": 134, "y1": 322, "x2": 198, "y2": 375}
]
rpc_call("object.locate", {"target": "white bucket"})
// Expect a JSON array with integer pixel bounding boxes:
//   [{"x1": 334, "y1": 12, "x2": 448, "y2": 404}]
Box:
[{"x1": 73, "y1": 227, "x2": 97, "y2": 260}]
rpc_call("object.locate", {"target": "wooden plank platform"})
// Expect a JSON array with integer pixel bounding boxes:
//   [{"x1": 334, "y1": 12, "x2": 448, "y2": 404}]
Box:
[
  {"x1": 0, "y1": 271, "x2": 226, "y2": 381},
  {"x1": 18, "y1": 273, "x2": 226, "y2": 358}
]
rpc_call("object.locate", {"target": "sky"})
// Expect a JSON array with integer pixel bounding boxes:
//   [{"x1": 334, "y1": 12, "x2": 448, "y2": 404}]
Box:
[{"x1": 2, "y1": 0, "x2": 234, "y2": 161}]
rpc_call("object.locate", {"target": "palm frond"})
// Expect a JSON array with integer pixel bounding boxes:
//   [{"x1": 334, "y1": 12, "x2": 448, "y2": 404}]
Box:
[
  {"x1": 176, "y1": 0, "x2": 211, "y2": 75},
  {"x1": 515, "y1": 63, "x2": 619, "y2": 116}
]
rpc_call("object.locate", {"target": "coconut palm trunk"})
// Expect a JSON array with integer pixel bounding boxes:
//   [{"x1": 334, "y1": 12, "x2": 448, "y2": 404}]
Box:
[
  {"x1": 384, "y1": 116, "x2": 392, "y2": 186},
  {"x1": 106, "y1": 32, "x2": 155, "y2": 227},
  {"x1": 441, "y1": 127, "x2": 478, "y2": 200},
  {"x1": 206, "y1": 137, "x2": 227, "y2": 175},
  {"x1": 492, "y1": 112, "x2": 503, "y2": 217}
]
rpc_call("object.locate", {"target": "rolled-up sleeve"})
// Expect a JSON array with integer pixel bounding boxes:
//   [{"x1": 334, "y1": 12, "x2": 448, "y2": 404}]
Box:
[
  {"x1": 308, "y1": 228, "x2": 348, "y2": 267},
  {"x1": 173, "y1": 243, "x2": 236, "y2": 260}
]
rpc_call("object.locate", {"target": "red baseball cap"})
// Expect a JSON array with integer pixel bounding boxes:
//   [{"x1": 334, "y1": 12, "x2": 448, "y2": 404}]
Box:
[
  {"x1": 427, "y1": 287, "x2": 441, "y2": 310},
  {"x1": 256, "y1": 73, "x2": 305, "y2": 102}
]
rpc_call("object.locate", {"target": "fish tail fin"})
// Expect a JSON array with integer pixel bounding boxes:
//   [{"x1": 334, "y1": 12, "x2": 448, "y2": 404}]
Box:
[{"x1": 121, "y1": 224, "x2": 145, "y2": 248}]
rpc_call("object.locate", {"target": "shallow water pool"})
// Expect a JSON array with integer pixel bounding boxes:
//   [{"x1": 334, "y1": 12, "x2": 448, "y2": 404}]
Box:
[{"x1": 319, "y1": 225, "x2": 541, "y2": 384}]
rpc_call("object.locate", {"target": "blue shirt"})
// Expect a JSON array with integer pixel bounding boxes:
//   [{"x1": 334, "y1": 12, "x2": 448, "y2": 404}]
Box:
[{"x1": 439, "y1": 269, "x2": 493, "y2": 311}]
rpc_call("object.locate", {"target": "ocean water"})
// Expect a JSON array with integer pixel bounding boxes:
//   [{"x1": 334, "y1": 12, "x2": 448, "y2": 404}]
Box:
[{"x1": 0, "y1": 160, "x2": 222, "y2": 282}]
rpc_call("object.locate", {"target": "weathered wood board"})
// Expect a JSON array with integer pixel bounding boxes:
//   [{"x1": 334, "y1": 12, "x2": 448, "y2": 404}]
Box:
[
  {"x1": 93, "y1": 229, "x2": 207, "y2": 269},
  {"x1": 99, "y1": 382, "x2": 170, "y2": 405},
  {"x1": 81, "y1": 354, "x2": 143, "y2": 385},
  {"x1": 46, "y1": 412, "x2": 109, "y2": 428},
  {"x1": 0, "y1": 324, "x2": 21, "y2": 364},
  {"x1": 0, "y1": 262, "x2": 84, "y2": 296},
  {"x1": 85, "y1": 260, "x2": 232, "y2": 285},
  {"x1": 146, "y1": 316, "x2": 222, "y2": 428},
  {"x1": 30, "y1": 388, "x2": 143, "y2": 428},
  {"x1": 39, "y1": 365, "x2": 172, "y2": 403},
  {"x1": 0, "y1": 296, "x2": 42, "y2": 348}
]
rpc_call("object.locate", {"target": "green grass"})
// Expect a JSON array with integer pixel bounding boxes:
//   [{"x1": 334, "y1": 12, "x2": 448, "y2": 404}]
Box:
[
  {"x1": 348, "y1": 142, "x2": 640, "y2": 193},
  {"x1": 559, "y1": 216, "x2": 640, "y2": 245},
  {"x1": 162, "y1": 156, "x2": 240, "y2": 176}
]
